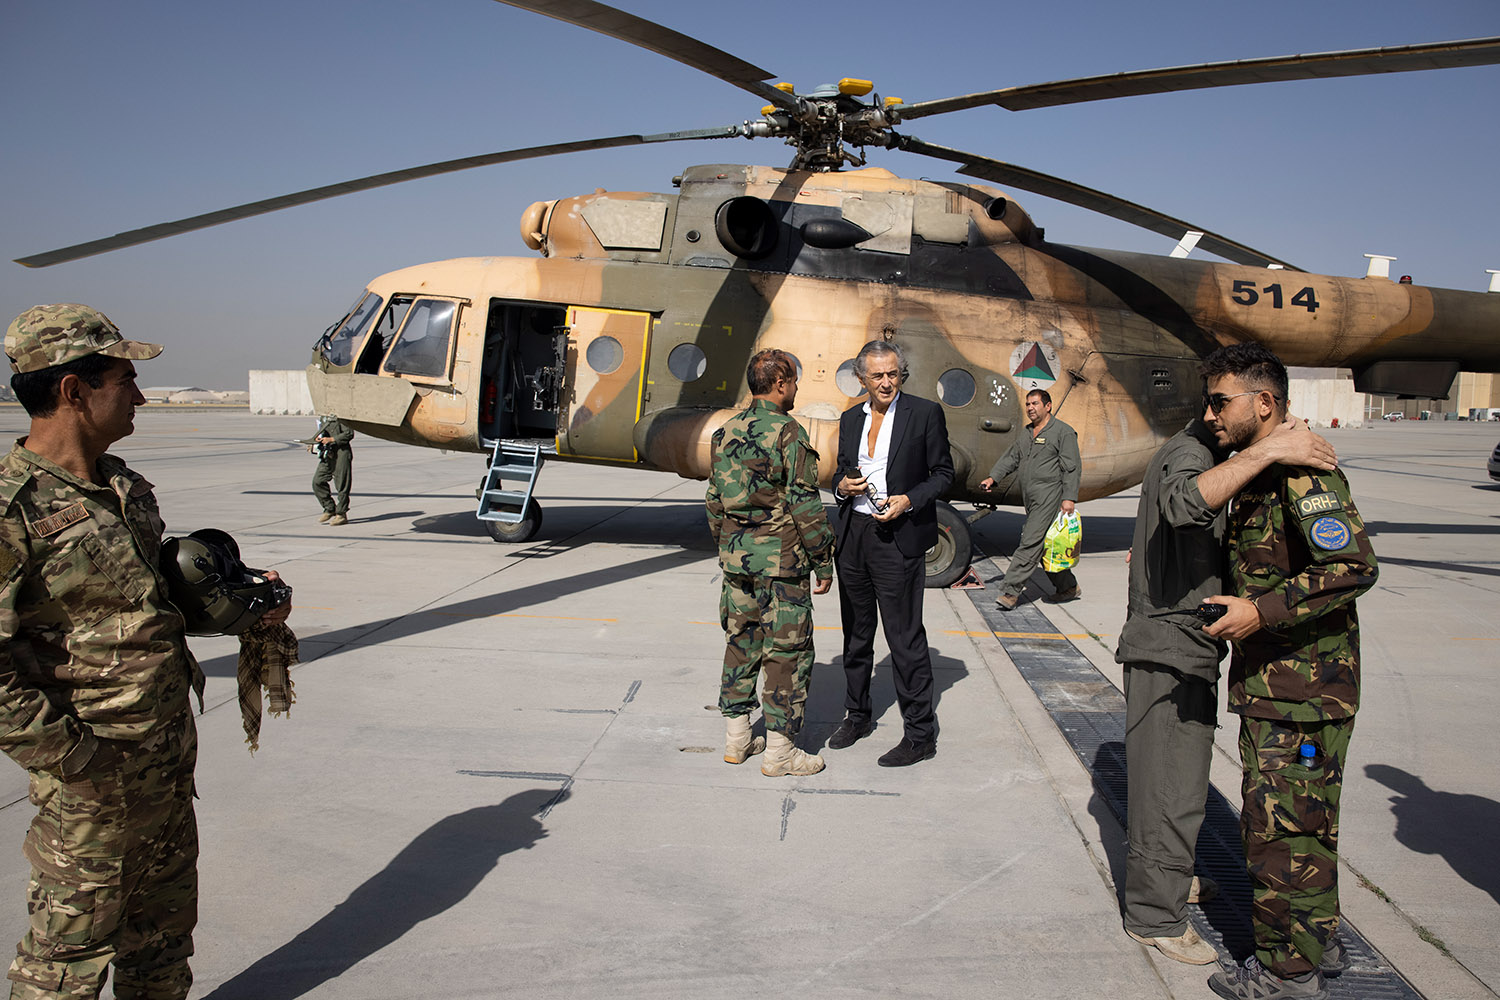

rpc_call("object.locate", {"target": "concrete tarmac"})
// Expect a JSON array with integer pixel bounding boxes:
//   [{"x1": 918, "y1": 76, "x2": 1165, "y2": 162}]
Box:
[{"x1": 0, "y1": 409, "x2": 1493, "y2": 999}]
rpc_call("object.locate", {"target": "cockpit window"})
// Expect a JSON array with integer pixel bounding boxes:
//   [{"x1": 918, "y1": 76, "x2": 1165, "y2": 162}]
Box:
[
  {"x1": 321, "y1": 291, "x2": 383, "y2": 368},
  {"x1": 382, "y1": 298, "x2": 457, "y2": 379}
]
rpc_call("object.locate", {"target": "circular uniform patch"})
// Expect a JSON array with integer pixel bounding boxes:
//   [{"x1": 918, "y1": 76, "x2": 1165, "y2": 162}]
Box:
[{"x1": 1310, "y1": 516, "x2": 1352, "y2": 551}]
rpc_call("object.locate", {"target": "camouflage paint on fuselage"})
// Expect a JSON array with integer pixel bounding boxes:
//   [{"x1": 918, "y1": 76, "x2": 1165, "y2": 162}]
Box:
[{"x1": 307, "y1": 163, "x2": 1500, "y2": 507}]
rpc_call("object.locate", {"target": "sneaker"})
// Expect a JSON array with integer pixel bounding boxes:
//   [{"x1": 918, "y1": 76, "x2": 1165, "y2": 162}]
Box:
[
  {"x1": 1127, "y1": 925, "x2": 1218, "y2": 965},
  {"x1": 1045, "y1": 584, "x2": 1082, "y2": 603},
  {"x1": 1208, "y1": 956, "x2": 1327, "y2": 1000},
  {"x1": 1318, "y1": 937, "x2": 1348, "y2": 978},
  {"x1": 996, "y1": 593, "x2": 1020, "y2": 611},
  {"x1": 1188, "y1": 875, "x2": 1219, "y2": 904}
]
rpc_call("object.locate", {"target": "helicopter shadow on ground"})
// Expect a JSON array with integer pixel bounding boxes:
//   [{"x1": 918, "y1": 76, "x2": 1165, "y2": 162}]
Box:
[
  {"x1": 1372, "y1": 554, "x2": 1500, "y2": 579},
  {"x1": 1364, "y1": 764, "x2": 1500, "y2": 907},
  {"x1": 971, "y1": 509, "x2": 1136, "y2": 556},
  {"x1": 409, "y1": 500, "x2": 716, "y2": 550},
  {"x1": 195, "y1": 544, "x2": 708, "y2": 677},
  {"x1": 202, "y1": 788, "x2": 567, "y2": 1000},
  {"x1": 800, "y1": 649, "x2": 969, "y2": 752},
  {"x1": 240, "y1": 490, "x2": 478, "y2": 500},
  {"x1": 345, "y1": 510, "x2": 425, "y2": 525},
  {"x1": 1364, "y1": 519, "x2": 1500, "y2": 535}
]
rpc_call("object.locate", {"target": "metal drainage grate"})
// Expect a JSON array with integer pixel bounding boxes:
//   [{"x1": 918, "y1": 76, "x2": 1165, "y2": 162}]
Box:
[{"x1": 962, "y1": 559, "x2": 1420, "y2": 998}]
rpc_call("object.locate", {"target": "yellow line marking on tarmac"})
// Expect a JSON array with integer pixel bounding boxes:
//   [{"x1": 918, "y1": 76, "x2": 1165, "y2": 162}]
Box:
[{"x1": 429, "y1": 611, "x2": 618, "y2": 622}]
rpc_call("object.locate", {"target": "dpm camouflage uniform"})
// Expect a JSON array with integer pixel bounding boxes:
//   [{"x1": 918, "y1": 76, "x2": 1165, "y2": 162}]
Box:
[
  {"x1": 0, "y1": 441, "x2": 205, "y2": 1000},
  {"x1": 1225, "y1": 465, "x2": 1377, "y2": 979},
  {"x1": 705, "y1": 400, "x2": 834, "y2": 736}
]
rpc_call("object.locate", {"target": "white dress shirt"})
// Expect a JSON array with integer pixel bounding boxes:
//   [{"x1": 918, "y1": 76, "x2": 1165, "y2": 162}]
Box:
[{"x1": 852, "y1": 392, "x2": 901, "y2": 516}]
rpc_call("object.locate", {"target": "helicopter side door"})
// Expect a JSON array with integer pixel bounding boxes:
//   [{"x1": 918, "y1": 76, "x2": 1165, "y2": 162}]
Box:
[{"x1": 556, "y1": 306, "x2": 652, "y2": 462}]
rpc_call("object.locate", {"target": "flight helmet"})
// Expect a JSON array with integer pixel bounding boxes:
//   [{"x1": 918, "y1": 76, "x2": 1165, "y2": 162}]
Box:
[{"x1": 161, "y1": 528, "x2": 291, "y2": 635}]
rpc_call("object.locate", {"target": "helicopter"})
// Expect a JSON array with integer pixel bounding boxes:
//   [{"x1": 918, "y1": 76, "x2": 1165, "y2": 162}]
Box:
[{"x1": 13, "y1": 1, "x2": 1500, "y2": 587}]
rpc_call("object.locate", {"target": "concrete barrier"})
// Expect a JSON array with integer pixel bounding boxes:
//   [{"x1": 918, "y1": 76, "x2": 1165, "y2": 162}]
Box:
[{"x1": 249, "y1": 369, "x2": 314, "y2": 414}]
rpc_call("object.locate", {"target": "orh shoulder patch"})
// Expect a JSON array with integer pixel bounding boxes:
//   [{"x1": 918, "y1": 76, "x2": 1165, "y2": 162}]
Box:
[{"x1": 1295, "y1": 490, "x2": 1343, "y2": 520}]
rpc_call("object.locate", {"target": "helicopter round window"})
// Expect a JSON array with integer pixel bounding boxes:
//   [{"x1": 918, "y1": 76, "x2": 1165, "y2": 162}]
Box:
[
  {"x1": 586, "y1": 336, "x2": 624, "y2": 375},
  {"x1": 835, "y1": 360, "x2": 866, "y2": 398},
  {"x1": 668, "y1": 343, "x2": 707, "y2": 381},
  {"x1": 937, "y1": 368, "x2": 976, "y2": 407}
]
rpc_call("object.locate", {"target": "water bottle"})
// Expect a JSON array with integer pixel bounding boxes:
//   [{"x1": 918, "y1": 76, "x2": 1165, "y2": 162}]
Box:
[{"x1": 1297, "y1": 741, "x2": 1323, "y2": 777}]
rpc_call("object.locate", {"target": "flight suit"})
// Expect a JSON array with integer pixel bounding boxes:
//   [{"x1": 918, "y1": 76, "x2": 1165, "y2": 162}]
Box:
[
  {"x1": 1115, "y1": 421, "x2": 1227, "y2": 939},
  {"x1": 705, "y1": 400, "x2": 834, "y2": 735},
  {"x1": 1225, "y1": 465, "x2": 1377, "y2": 979},
  {"x1": 0, "y1": 442, "x2": 205, "y2": 1000},
  {"x1": 311, "y1": 417, "x2": 354, "y2": 517},
  {"x1": 987, "y1": 415, "x2": 1081, "y2": 598}
]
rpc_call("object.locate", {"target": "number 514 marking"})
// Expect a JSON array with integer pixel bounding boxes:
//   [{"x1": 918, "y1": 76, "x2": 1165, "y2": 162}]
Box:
[{"x1": 1230, "y1": 280, "x2": 1319, "y2": 313}]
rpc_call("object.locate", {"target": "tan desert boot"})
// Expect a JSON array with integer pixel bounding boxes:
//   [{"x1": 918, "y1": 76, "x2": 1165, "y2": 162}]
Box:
[
  {"x1": 1126, "y1": 925, "x2": 1218, "y2": 965},
  {"x1": 723, "y1": 715, "x2": 765, "y2": 764},
  {"x1": 761, "y1": 730, "x2": 825, "y2": 777}
]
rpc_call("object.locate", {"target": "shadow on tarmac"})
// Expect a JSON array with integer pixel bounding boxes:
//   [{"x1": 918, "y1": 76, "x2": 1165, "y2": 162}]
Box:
[
  {"x1": 1365, "y1": 764, "x2": 1500, "y2": 906},
  {"x1": 196, "y1": 547, "x2": 703, "y2": 677},
  {"x1": 973, "y1": 511, "x2": 1136, "y2": 556},
  {"x1": 1372, "y1": 555, "x2": 1500, "y2": 578},
  {"x1": 203, "y1": 788, "x2": 567, "y2": 1000},
  {"x1": 803, "y1": 650, "x2": 970, "y2": 749}
]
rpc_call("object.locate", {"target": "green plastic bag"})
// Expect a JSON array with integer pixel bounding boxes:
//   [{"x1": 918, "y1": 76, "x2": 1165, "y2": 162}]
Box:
[{"x1": 1042, "y1": 511, "x2": 1082, "y2": 573}]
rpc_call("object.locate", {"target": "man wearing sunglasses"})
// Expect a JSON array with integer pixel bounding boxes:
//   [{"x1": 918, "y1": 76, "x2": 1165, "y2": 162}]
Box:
[
  {"x1": 1117, "y1": 392, "x2": 1335, "y2": 968},
  {"x1": 1198, "y1": 343, "x2": 1378, "y2": 1000}
]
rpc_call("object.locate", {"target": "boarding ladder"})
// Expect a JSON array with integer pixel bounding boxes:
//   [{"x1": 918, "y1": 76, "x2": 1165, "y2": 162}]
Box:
[{"x1": 476, "y1": 441, "x2": 543, "y2": 523}]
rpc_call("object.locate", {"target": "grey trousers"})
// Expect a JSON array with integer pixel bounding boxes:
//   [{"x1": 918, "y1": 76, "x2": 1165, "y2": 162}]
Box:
[
  {"x1": 1122, "y1": 660, "x2": 1217, "y2": 937},
  {"x1": 999, "y1": 495, "x2": 1076, "y2": 597}
]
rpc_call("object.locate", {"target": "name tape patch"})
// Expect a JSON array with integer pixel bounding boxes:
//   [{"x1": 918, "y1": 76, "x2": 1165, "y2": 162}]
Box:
[
  {"x1": 1296, "y1": 491, "x2": 1343, "y2": 519},
  {"x1": 1310, "y1": 516, "x2": 1352, "y2": 551},
  {"x1": 29, "y1": 502, "x2": 90, "y2": 538}
]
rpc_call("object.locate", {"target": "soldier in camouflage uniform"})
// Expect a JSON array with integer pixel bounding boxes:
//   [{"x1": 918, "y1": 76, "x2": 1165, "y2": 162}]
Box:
[
  {"x1": 705, "y1": 349, "x2": 834, "y2": 777},
  {"x1": 0, "y1": 304, "x2": 291, "y2": 1000},
  {"x1": 1201, "y1": 343, "x2": 1377, "y2": 1000}
]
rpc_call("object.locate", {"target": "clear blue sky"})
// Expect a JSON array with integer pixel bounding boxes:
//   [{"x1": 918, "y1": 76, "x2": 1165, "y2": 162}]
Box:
[{"x1": 3, "y1": 0, "x2": 1496, "y2": 387}]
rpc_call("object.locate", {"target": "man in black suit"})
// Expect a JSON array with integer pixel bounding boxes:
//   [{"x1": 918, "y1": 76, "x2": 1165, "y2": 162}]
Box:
[{"x1": 829, "y1": 340, "x2": 954, "y2": 767}]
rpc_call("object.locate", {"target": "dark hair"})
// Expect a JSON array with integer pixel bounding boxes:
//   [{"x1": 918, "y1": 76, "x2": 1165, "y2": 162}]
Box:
[
  {"x1": 1026, "y1": 388, "x2": 1052, "y2": 406},
  {"x1": 746, "y1": 349, "x2": 797, "y2": 395},
  {"x1": 1201, "y1": 343, "x2": 1289, "y2": 406},
  {"x1": 11, "y1": 353, "x2": 118, "y2": 417}
]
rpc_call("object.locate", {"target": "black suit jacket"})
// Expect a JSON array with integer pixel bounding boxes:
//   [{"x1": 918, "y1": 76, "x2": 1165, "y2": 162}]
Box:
[{"x1": 835, "y1": 393, "x2": 955, "y2": 558}]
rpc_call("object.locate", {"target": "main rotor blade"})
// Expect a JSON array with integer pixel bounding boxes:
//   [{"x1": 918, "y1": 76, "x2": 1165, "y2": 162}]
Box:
[
  {"x1": 898, "y1": 136, "x2": 1300, "y2": 270},
  {"x1": 492, "y1": 0, "x2": 798, "y2": 112},
  {"x1": 895, "y1": 36, "x2": 1500, "y2": 119},
  {"x1": 14, "y1": 127, "x2": 741, "y2": 268}
]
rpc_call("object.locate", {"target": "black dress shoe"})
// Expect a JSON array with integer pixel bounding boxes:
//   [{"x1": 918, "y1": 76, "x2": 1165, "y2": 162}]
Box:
[
  {"x1": 877, "y1": 738, "x2": 936, "y2": 767},
  {"x1": 828, "y1": 717, "x2": 875, "y2": 750}
]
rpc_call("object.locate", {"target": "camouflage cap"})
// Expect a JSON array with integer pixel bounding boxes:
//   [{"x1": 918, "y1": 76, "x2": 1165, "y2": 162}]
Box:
[{"x1": 5, "y1": 303, "x2": 163, "y2": 374}]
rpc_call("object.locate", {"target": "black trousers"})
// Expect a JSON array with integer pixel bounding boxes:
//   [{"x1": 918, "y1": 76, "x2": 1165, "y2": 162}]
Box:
[{"x1": 836, "y1": 514, "x2": 937, "y2": 745}]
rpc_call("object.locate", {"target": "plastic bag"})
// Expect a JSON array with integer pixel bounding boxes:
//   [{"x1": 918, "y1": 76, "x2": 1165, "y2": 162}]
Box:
[{"x1": 1041, "y1": 511, "x2": 1082, "y2": 573}]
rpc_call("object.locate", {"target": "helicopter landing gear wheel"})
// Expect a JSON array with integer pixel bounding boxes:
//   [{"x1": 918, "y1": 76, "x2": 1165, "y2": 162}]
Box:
[
  {"x1": 482, "y1": 500, "x2": 543, "y2": 544},
  {"x1": 924, "y1": 501, "x2": 972, "y2": 589}
]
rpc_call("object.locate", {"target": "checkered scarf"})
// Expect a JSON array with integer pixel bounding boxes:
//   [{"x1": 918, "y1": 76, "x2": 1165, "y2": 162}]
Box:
[{"x1": 237, "y1": 622, "x2": 299, "y2": 754}]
